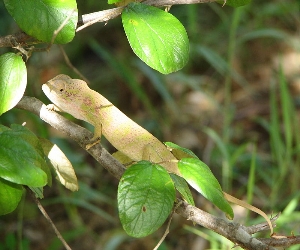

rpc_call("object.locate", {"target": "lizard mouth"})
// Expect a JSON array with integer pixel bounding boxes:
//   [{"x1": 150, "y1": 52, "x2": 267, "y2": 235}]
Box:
[{"x1": 41, "y1": 84, "x2": 49, "y2": 95}]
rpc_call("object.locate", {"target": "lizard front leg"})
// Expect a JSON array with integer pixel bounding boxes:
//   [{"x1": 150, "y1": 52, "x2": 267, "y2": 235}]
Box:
[{"x1": 86, "y1": 123, "x2": 103, "y2": 150}]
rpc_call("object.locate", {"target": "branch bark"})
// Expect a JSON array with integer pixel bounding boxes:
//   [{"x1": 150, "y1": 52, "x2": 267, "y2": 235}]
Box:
[
  {"x1": 0, "y1": 32, "x2": 33, "y2": 48},
  {"x1": 16, "y1": 96, "x2": 283, "y2": 250},
  {"x1": 77, "y1": 0, "x2": 218, "y2": 31}
]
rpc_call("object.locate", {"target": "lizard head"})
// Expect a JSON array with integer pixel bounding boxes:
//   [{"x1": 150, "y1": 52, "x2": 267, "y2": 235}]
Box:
[{"x1": 42, "y1": 74, "x2": 90, "y2": 121}]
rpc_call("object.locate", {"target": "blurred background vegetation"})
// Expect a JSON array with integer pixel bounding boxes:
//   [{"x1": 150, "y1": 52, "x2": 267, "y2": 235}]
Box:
[{"x1": 0, "y1": 0, "x2": 300, "y2": 249}]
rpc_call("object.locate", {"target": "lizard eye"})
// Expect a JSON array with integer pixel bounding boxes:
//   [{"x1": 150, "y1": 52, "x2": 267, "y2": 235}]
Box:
[{"x1": 60, "y1": 89, "x2": 64, "y2": 92}]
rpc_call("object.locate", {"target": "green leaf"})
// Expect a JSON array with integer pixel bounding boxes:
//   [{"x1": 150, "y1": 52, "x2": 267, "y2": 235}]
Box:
[
  {"x1": 170, "y1": 174, "x2": 195, "y2": 206},
  {"x1": 0, "y1": 53, "x2": 27, "y2": 115},
  {"x1": 165, "y1": 141, "x2": 199, "y2": 160},
  {"x1": 0, "y1": 124, "x2": 10, "y2": 133},
  {"x1": 122, "y1": 3, "x2": 189, "y2": 74},
  {"x1": 118, "y1": 161, "x2": 175, "y2": 237},
  {"x1": 0, "y1": 124, "x2": 48, "y2": 187},
  {"x1": 108, "y1": 0, "x2": 124, "y2": 4},
  {"x1": 4, "y1": 0, "x2": 77, "y2": 44},
  {"x1": 29, "y1": 187, "x2": 44, "y2": 199},
  {"x1": 0, "y1": 178, "x2": 23, "y2": 215},
  {"x1": 218, "y1": 0, "x2": 251, "y2": 7},
  {"x1": 178, "y1": 158, "x2": 233, "y2": 219},
  {"x1": 40, "y1": 138, "x2": 78, "y2": 191}
]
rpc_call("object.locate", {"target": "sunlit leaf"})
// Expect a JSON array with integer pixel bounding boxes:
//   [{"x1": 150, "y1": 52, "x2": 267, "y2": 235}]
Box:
[
  {"x1": 4, "y1": 0, "x2": 78, "y2": 44},
  {"x1": 178, "y1": 158, "x2": 233, "y2": 219},
  {"x1": 0, "y1": 53, "x2": 26, "y2": 115},
  {"x1": 122, "y1": 3, "x2": 189, "y2": 74}
]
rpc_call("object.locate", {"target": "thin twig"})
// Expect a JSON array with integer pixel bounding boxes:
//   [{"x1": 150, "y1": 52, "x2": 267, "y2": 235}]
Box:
[
  {"x1": 49, "y1": 8, "x2": 77, "y2": 48},
  {"x1": 77, "y1": 7, "x2": 124, "y2": 32},
  {"x1": 59, "y1": 45, "x2": 90, "y2": 84},
  {"x1": 153, "y1": 200, "x2": 183, "y2": 250},
  {"x1": 27, "y1": 188, "x2": 72, "y2": 250}
]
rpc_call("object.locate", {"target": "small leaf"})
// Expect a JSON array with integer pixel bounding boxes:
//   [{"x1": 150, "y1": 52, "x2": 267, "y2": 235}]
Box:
[
  {"x1": 165, "y1": 141, "x2": 199, "y2": 160},
  {"x1": 40, "y1": 138, "x2": 78, "y2": 191},
  {"x1": 4, "y1": 0, "x2": 78, "y2": 44},
  {"x1": 122, "y1": 3, "x2": 189, "y2": 74},
  {"x1": 109, "y1": 0, "x2": 130, "y2": 5},
  {"x1": 0, "y1": 178, "x2": 23, "y2": 215},
  {"x1": 0, "y1": 125, "x2": 48, "y2": 187},
  {"x1": 170, "y1": 174, "x2": 195, "y2": 206},
  {"x1": 178, "y1": 158, "x2": 233, "y2": 219},
  {"x1": 29, "y1": 187, "x2": 44, "y2": 199},
  {"x1": 218, "y1": 0, "x2": 251, "y2": 7},
  {"x1": 118, "y1": 161, "x2": 175, "y2": 237},
  {"x1": 108, "y1": 0, "x2": 119, "y2": 4},
  {"x1": 0, "y1": 53, "x2": 27, "y2": 115}
]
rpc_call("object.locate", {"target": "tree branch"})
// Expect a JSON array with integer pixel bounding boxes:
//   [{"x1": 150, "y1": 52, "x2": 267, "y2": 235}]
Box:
[
  {"x1": 77, "y1": 0, "x2": 218, "y2": 31},
  {"x1": 15, "y1": 96, "x2": 292, "y2": 249},
  {"x1": 0, "y1": 32, "x2": 33, "y2": 48},
  {"x1": 0, "y1": 0, "x2": 219, "y2": 46}
]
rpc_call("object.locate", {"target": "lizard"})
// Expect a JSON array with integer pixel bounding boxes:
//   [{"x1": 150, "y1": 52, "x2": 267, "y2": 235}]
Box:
[
  {"x1": 42, "y1": 74, "x2": 180, "y2": 176},
  {"x1": 42, "y1": 74, "x2": 274, "y2": 234}
]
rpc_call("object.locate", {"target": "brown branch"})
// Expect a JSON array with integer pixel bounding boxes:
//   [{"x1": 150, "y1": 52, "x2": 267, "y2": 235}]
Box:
[
  {"x1": 259, "y1": 235, "x2": 300, "y2": 248},
  {"x1": 175, "y1": 200, "x2": 276, "y2": 250},
  {"x1": 15, "y1": 96, "x2": 286, "y2": 250},
  {"x1": 77, "y1": 0, "x2": 218, "y2": 31},
  {"x1": 0, "y1": 32, "x2": 32, "y2": 48}
]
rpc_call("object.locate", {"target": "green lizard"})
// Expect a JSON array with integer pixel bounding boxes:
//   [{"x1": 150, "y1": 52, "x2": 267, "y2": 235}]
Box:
[{"x1": 42, "y1": 74, "x2": 274, "y2": 234}]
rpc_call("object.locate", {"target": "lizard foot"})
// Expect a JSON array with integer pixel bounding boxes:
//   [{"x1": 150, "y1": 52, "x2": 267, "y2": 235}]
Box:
[{"x1": 86, "y1": 138, "x2": 101, "y2": 150}]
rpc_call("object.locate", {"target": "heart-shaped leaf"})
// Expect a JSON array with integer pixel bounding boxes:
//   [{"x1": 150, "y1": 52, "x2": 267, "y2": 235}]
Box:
[
  {"x1": 118, "y1": 161, "x2": 175, "y2": 237},
  {"x1": 4, "y1": 0, "x2": 78, "y2": 44},
  {"x1": 0, "y1": 53, "x2": 27, "y2": 115},
  {"x1": 122, "y1": 3, "x2": 189, "y2": 74}
]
